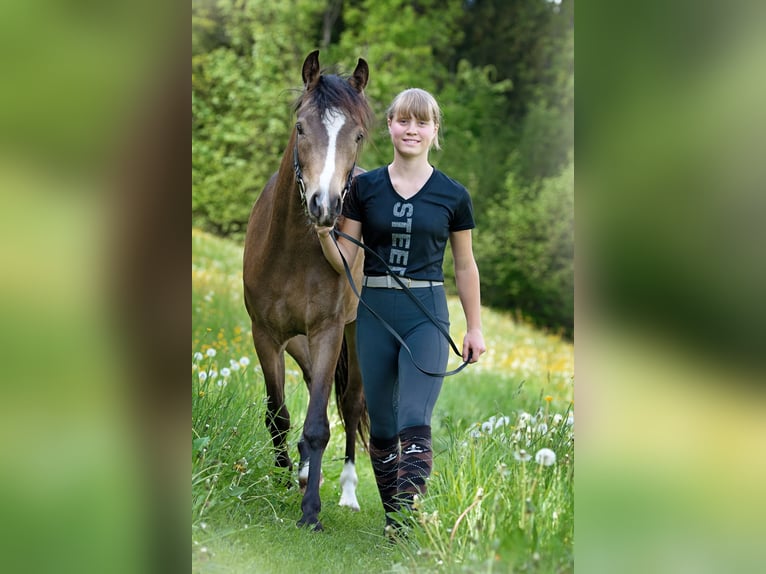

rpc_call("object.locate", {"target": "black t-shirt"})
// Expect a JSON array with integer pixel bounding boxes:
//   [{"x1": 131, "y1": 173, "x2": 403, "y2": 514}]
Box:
[{"x1": 342, "y1": 166, "x2": 475, "y2": 281}]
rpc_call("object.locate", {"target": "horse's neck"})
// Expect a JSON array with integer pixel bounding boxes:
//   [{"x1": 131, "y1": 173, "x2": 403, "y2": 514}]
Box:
[{"x1": 263, "y1": 167, "x2": 312, "y2": 245}]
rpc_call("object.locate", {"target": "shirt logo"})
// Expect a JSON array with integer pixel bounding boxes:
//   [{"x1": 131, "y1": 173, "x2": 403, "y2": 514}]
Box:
[{"x1": 390, "y1": 201, "x2": 413, "y2": 275}]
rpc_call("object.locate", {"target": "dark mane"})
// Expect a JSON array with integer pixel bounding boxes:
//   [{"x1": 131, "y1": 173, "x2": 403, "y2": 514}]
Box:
[{"x1": 294, "y1": 73, "x2": 374, "y2": 137}]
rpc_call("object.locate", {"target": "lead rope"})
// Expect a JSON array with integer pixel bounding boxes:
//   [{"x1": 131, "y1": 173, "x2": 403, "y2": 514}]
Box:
[{"x1": 331, "y1": 228, "x2": 471, "y2": 377}]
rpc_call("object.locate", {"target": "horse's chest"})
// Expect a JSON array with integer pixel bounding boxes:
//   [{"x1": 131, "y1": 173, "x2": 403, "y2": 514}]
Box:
[{"x1": 249, "y1": 270, "x2": 342, "y2": 328}]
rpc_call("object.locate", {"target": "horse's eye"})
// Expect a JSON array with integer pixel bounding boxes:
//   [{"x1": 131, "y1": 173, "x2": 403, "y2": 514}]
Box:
[
  {"x1": 296, "y1": 122, "x2": 304, "y2": 135},
  {"x1": 355, "y1": 132, "x2": 364, "y2": 143}
]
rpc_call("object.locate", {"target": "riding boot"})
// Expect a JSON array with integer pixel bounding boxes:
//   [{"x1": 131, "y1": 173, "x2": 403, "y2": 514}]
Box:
[
  {"x1": 397, "y1": 425, "x2": 432, "y2": 511},
  {"x1": 368, "y1": 435, "x2": 400, "y2": 525}
]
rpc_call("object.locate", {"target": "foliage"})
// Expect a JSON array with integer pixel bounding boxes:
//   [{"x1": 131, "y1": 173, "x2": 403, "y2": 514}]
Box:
[
  {"x1": 192, "y1": 0, "x2": 327, "y2": 235},
  {"x1": 477, "y1": 161, "x2": 574, "y2": 338},
  {"x1": 192, "y1": 229, "x2": 574, "y2": 572}
]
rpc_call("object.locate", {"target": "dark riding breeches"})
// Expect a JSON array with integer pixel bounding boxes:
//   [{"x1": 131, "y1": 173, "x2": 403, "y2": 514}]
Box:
[{"x1": 355, "y1": 284, "x2": 450, "y2": 440}]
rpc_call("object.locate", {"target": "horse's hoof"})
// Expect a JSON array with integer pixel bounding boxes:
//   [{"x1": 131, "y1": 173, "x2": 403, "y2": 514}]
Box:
[
  {"x1": 296, "y1": 517, "x2": 323, "y2": 532},
  {"x1": 338, "y1": 496, "x2": 360, "y2": 511}
]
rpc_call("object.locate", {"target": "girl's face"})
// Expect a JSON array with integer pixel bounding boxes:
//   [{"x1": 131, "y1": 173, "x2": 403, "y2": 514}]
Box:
[{"x1": 388, "y1": 114, "x2": 438, "y2": 158}]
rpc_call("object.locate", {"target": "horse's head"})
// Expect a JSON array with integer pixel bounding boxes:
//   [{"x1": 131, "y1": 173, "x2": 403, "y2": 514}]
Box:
[{"x1": 293, "y1": 51, "x2": 372, "y2": 228}]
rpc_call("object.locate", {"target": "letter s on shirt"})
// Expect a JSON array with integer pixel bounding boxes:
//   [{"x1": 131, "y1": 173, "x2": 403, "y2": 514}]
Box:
[{"x1": 393, "y1": 202, "x2": 413, "y2": 218}]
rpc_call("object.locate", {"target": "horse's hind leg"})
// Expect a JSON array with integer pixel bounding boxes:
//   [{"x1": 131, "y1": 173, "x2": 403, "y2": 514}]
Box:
[
  {"x1": 337, "y1": 321, "x2": 367, "y2": 511},
  {"x1": 251, "y1": 328, "x2": 292, "y2": 477}
]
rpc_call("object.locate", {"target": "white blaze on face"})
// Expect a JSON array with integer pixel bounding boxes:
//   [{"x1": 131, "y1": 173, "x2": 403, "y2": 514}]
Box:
[{"x1": 318, "y1": 108, "x2": 346, "y2": 202}]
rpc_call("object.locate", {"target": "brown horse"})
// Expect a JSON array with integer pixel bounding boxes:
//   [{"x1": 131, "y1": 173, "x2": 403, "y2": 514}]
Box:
[{"x1": 242, "y1": 51, "x2": 371, "y2": 531}]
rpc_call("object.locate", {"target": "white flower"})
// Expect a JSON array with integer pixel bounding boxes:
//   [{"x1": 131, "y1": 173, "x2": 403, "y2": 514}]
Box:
[
  {"x1": 552, "y1": 413, "x2": 563, "y2": 425},
  {"x1": 206, "y1": 348, "x2": 216, "y2": 358},
  {"x1": 239, "y1": 357, "x2": 250, "y2": 367},
  {"x1": 221, "y1": 367, "x2": 231, "y2": 377},
  {"x1": 229, "y1": 359, "x2": 241, "y2": 371},
  {"x1": 193, "y1": 352, "x2": 204, "y2": 361},
  {"x1": 481, "y1": 421, "x2": 494, "y2": 434},
  {"x1": 513, "y1": 449, "x2": 531, "y2": 462},
  {"x1": 566, "y1": 413, "x2": 574, "y2": 426},
  {"x1": 517, "y1": 412, "x2": 531, "y2": 428},
  {"x1": 495, "y1": 415, "x2": 510, "y2": 429},
  {"x1": 198, "y1": 371, "x2": 207, "y2": 381},
  {"x1": 535, "y1": 448, "x2": 557, "y2": 466},
  {"x1": 209, "y1": 370, "x2": 218, "y2": 379},
  {"x1": 536, "y1": 422, "x2": 548, "y2": 435}
]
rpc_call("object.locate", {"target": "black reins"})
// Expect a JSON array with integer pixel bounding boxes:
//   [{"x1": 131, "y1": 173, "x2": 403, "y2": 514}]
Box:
[{"x1": 331, "y1": 228, "x2": 471, "y2": 377}]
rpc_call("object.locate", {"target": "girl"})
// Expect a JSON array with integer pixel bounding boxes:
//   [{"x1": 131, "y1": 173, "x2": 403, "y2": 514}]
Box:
[{"x1": 317, "y1": 88, "x2": 486, "y2": 536}]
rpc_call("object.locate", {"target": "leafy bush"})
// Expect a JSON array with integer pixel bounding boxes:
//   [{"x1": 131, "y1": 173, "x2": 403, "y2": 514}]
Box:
[{"x1": 476, "y1": 161, "x2": 574, "y2": 337}]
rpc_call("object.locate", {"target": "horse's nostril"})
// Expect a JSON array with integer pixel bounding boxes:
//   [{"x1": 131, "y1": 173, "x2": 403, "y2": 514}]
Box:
[{"x1": 309, "y1": 194, "x2": 321, "y2": 217}]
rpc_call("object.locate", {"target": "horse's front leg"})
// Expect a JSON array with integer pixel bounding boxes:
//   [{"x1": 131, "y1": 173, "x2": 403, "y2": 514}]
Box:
[
  {"x1": 296, "y1": 324, "x2": 344, "y2": 531},
  {"x1": 285, "y1": 336, "x2": 325, "y2": 492}
]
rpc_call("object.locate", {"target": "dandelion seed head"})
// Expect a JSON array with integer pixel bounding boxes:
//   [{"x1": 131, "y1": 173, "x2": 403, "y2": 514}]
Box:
[
  {"x1": 239, "y1": 357, "x2": 250, "y2": 366},
  {"x1": 535, "y1": 448, "x2": 557, "y2": 466},
  {"x1": 205, "y1": 348, "x2": 216, "y2": 357},
  {"x1": 514, "y1": 449, "x2": 531, "y2": 462},
  {"x1": 221, "y1": 367, "x2": 231, "y2": 377},
  {"x1": 198, "y1": 371, "x2": 207, "y2": 381},
  {"x1": 552, "y1": 413, "x2": 563, "y2": 425},
  {"x1": 193, "y1": 352, "x2": 204, "y2": 361}
]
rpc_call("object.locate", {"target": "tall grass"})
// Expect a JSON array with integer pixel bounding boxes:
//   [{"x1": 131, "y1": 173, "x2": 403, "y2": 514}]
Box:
[{"x1": 192, "y1": 228, "x2": 574, "y2": 573}]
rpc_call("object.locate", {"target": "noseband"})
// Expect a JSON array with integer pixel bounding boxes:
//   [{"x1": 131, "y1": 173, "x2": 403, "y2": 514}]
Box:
[{"x1": 293, "y1": 141, "x2": 355, "y2": 208}]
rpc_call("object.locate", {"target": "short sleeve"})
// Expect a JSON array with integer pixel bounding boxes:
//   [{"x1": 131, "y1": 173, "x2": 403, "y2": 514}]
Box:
[
  {"x1": 450, "y1": 187, "x2": 475, "y2": 231},
  {"x1": 342, "y1": 177, "x2": 362, "y2": 221}
]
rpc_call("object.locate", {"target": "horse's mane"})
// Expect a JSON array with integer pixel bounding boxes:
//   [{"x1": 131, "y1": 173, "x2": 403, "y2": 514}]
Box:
[{"x1": 294, "y1": 72, "x2": 374, "y2": 137}]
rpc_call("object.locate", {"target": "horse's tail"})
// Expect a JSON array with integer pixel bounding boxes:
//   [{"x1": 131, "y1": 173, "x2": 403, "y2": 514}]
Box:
[{"x1": 334, "y1": 333, "x2": 369, "y2": 447}]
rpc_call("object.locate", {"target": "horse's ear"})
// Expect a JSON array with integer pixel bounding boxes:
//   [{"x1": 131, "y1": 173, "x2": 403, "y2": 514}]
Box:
[
  {"x1": 302, "y1": 50, "x2": 321, "y2": 91},
  {"x1": 348, "y1": 58, "x2": 369, "y2": 92}
]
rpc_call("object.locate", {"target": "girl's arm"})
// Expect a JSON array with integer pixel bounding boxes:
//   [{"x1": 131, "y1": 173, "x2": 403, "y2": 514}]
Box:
[{"x1": 450, "y1": 229, "x2": 487, "y2": 363}]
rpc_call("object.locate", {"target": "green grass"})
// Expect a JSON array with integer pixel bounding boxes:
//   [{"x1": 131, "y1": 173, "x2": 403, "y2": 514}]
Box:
[{"x1": 192, "y1": 228, "x2": 574, "y2": 573}]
